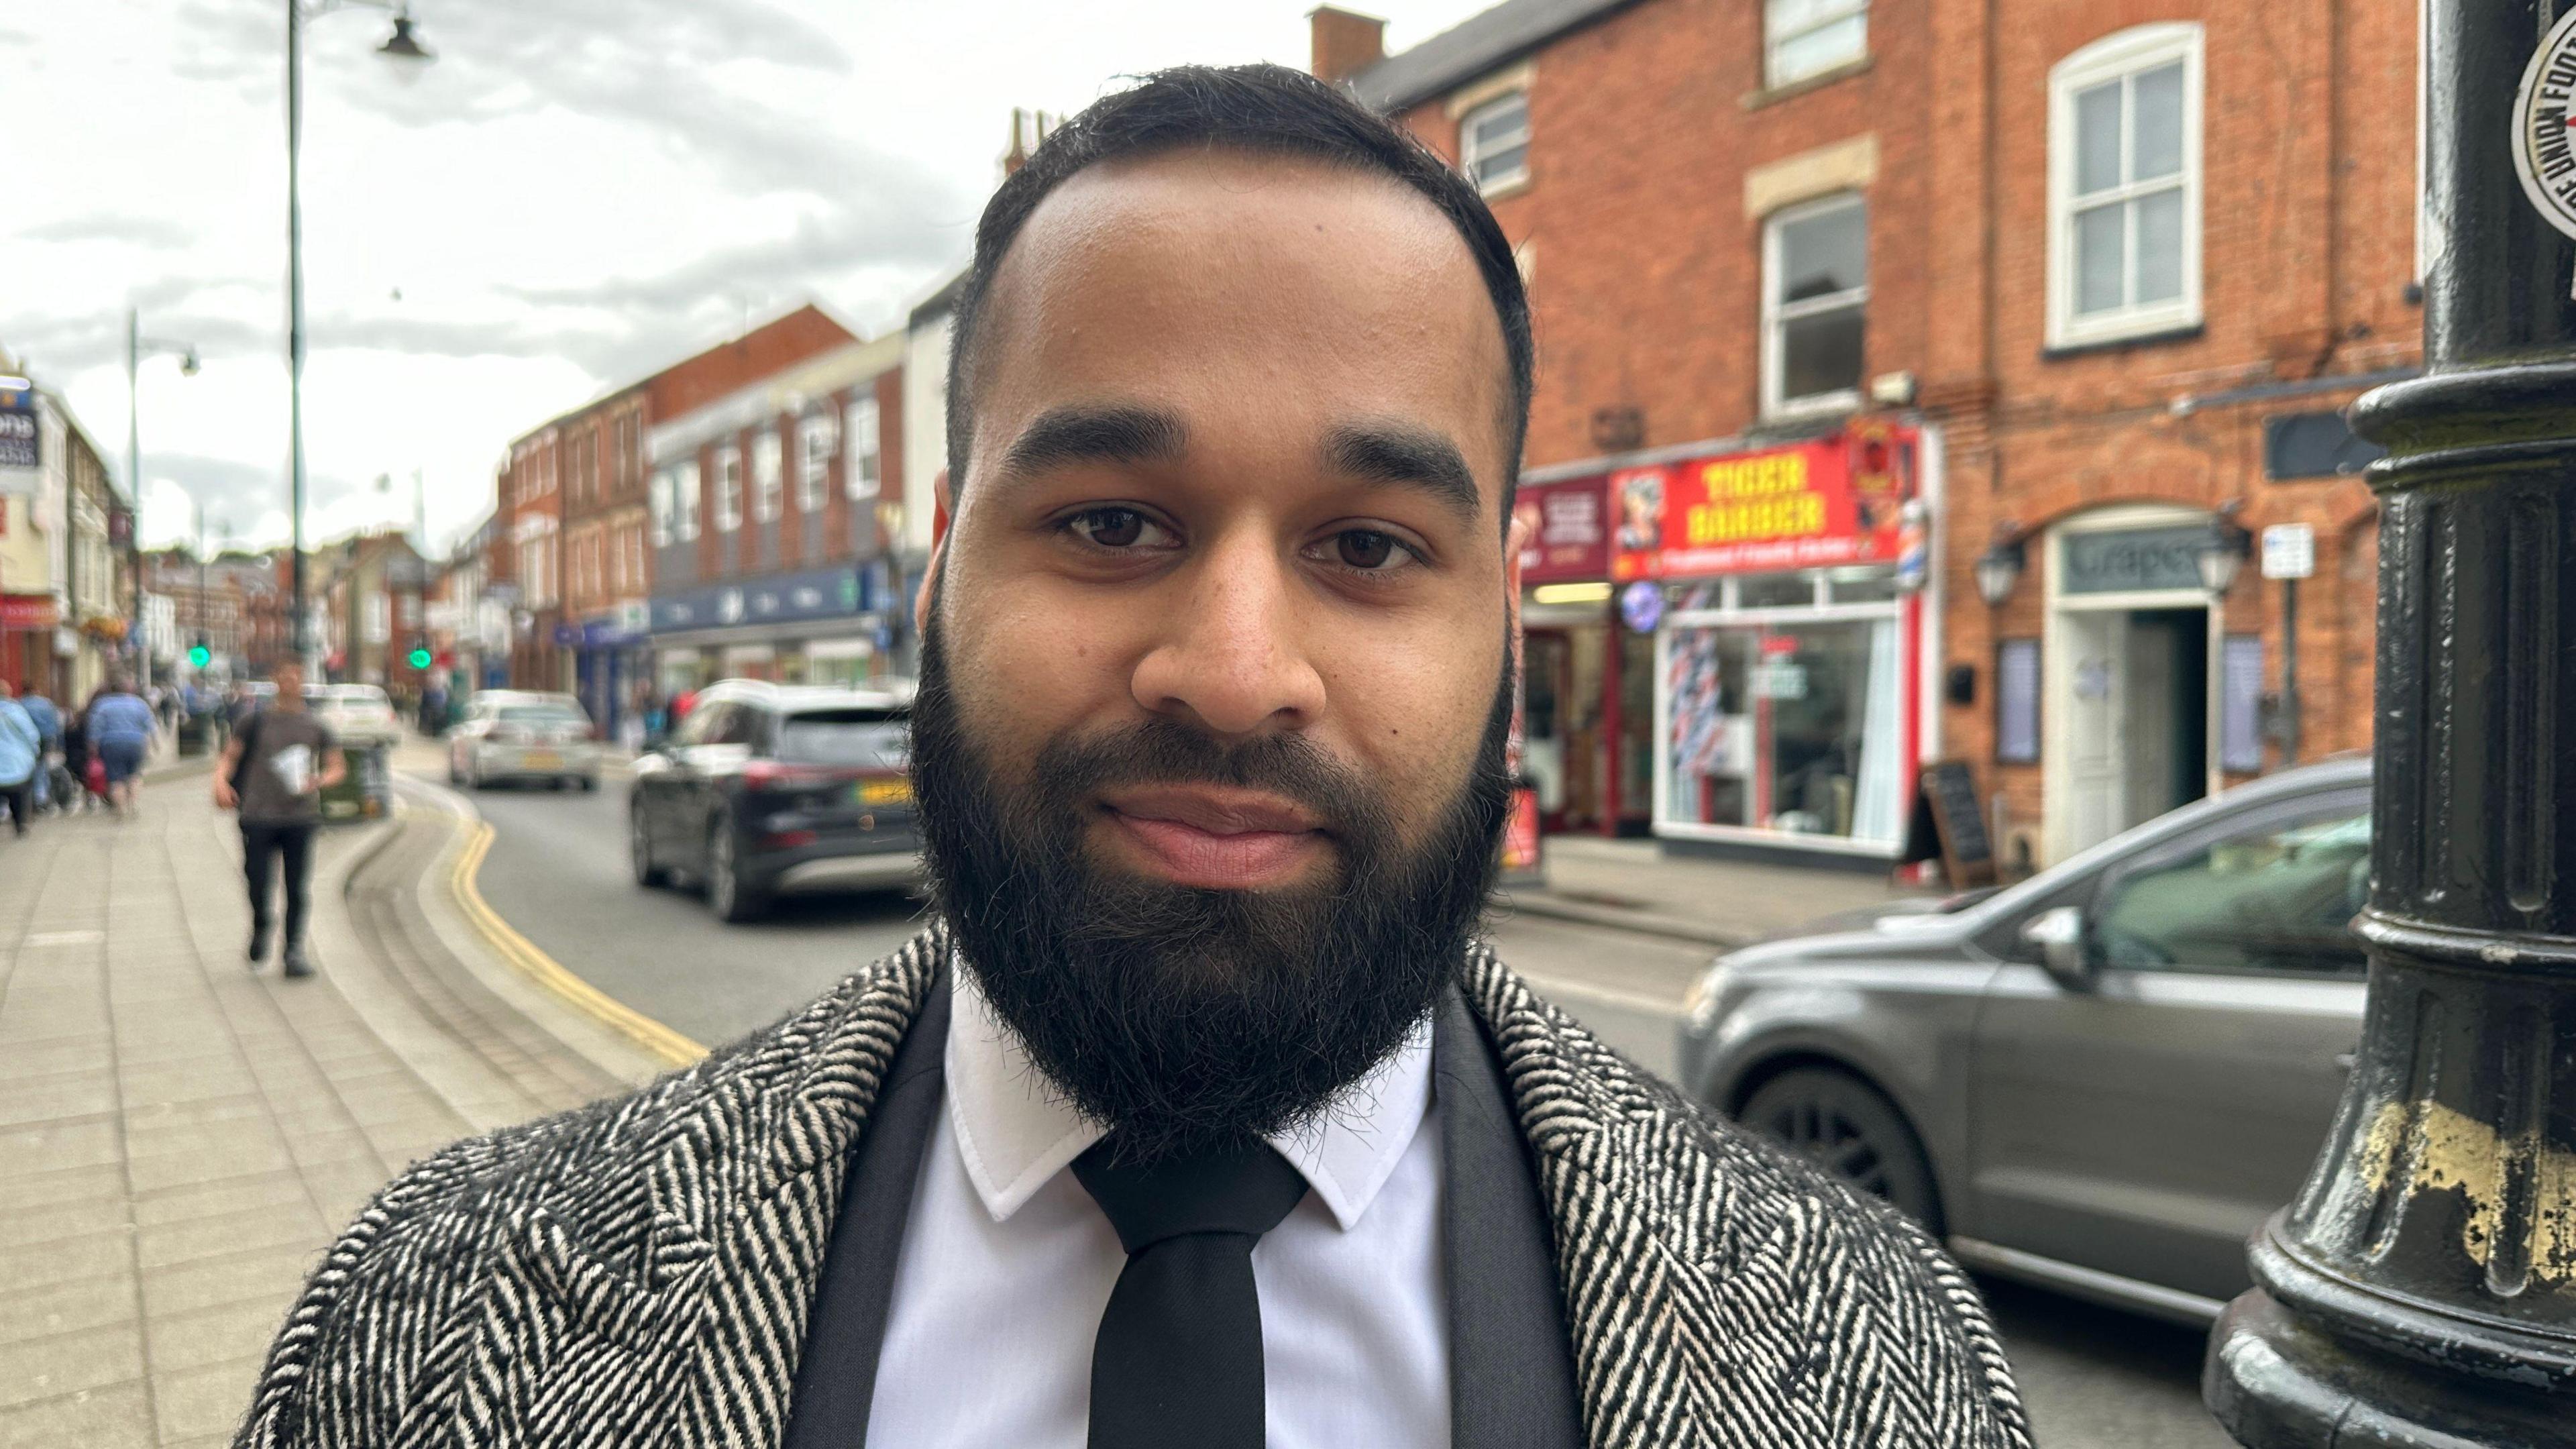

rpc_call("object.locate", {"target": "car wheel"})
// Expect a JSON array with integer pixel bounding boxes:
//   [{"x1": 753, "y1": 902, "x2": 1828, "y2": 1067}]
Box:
[
  {"x1": 705, "y1": 821, "x2": 765, "y2": 923},
  {"x1": 579, "y1": 775, "x2": 599, "y2": 792},
  {"x1": 1739, "y1": 1067, "x2": 1944, "y2": 1234},
  {"x1": 631, "y1": 803, "x2": 669, "y2": 888},
  {"x1": 548, "y1": 776, "x2": 566, "y2": 792}
]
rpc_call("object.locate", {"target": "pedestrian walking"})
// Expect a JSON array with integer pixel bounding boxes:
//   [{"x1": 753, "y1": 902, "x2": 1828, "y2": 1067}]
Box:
[
  {"x1": 19, "y1": 683, "x2": 61, "y2": 813},
  {"x1": 234, "y1": 66, "x2": 2027, "y2": 1449},
  {"x1": 57, "y1": 706, "x2": 95, "y2": 814},
  {"x1": 213, "y1": 661, "x2": 344, "y2": 978},
  {"x1": 0, "y1": 681, "x2": 40, "y2": 839},
  {"x1": 83, "y1": 677, "x2": 157, "y2": 818}
]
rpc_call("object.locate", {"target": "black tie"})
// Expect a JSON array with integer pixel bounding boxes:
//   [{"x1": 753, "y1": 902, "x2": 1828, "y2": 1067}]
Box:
[{"x1": 1072, "y1": 1135, "x2": 1309, "y2": 1449}]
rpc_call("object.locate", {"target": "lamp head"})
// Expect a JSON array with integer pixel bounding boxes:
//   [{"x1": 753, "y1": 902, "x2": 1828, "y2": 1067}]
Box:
[
  {"x1": 179, "y1": 350, "x2": 201, "y2": 377},
  {"x1": 1974, "y1": 535, "x2": 2027, "y2": 608},
  {"x1": 378, "y1": 13, "x2": 435, "y2": 76},
  {"x1": 2197, "y1": 506, "x2": 2253, "y2": 597}
]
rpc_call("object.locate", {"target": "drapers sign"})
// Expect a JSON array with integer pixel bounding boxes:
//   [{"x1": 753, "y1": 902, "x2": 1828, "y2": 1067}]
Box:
[
  {"x1": 649, "y1": 563, "x2": 874, "y2": 635},
  {"x1": 1513, "y1": 476, "x2": 1609, "y2": 584},
  {"x1": 1609, "y1": 421, "x2": 1917, "y2": 581},
  {"x1": 2060, "y1": 525, "x2": 2207, "y2": 595}
]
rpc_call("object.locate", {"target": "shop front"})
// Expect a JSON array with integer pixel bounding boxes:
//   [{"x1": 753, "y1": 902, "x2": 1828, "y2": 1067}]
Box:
[
  {"x1": 0, "y1": 594, "x2": 62, "y2": 696},
  {"x1": 1615, "y1": 421, "x2": 1937, "y2": 861},
  {"x1": 1511, "y1": 475, "x2": 1652, "y2": 836},
  {"x1": 574, "y1": 602, "x2": 653, "y2": 744},
  {"x1": 648, "y1": 560, "x2": 898, "y2": 696}
]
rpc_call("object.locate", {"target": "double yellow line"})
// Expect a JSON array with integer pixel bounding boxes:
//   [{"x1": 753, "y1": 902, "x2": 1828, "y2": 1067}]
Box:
[{"x1": 448, "y1": 820, "x2": 708, "y2": 1068}]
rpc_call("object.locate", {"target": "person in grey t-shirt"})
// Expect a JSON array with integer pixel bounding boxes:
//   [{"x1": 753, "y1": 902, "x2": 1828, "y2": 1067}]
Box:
[{"x1": 213, "y1": 662, "x2": 346, "y2": 977}]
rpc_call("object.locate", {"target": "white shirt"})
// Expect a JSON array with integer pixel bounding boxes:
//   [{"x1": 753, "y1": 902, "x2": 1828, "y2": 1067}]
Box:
[{"x1": 864, "y1": 969, "x2": 1449, "y2": 1447}]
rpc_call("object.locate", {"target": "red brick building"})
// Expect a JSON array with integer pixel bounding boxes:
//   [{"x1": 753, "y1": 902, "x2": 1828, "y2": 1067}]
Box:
[
  {"x1": 492, "y1": 305, "x2": 857, "y2": 718},
  {"x1": 1324, "y1": 0, "x2": 2414, "y2": 868}
]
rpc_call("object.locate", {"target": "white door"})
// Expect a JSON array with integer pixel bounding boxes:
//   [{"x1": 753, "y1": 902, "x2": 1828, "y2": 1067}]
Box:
[{"x1": 2061, "y1": 610, "x2": 2128, "y2": 856}]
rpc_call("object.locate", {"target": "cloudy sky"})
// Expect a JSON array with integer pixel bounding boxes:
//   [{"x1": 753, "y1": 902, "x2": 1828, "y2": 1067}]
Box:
[{"x1": 1, "y1": 0, "x2": 1488, "y2": 557}]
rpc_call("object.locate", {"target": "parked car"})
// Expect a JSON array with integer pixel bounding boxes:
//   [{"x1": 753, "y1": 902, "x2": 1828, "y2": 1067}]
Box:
[
  {"x1": 1677, "y1": 757, "x2": 2372, "y2": 1325},
  {"x1": 447, "y1": 691, "x2": 602, "y2": 790},
  {"x1": 306, "y1": 684, "x2": 405, "y2": 751},
  {"x1": 627, "y1": 679, "x2": 918, "y2": 922}
]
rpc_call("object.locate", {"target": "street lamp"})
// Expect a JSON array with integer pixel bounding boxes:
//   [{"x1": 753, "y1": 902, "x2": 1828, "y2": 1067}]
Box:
[
  {"x1": 2194, "y1": 504, "x2": 2251, "y2": 598},
  {"x1": 284, "y1": 0, "x2": 433, "y2": 669},
  {"x1": 1972, "y1": 533, "x2": 2025, "y2": 608},
  {"x1": 126, "y1": 308, "x2": 199, "y2": 689},
  {"x1": 2202, "y1": 3, "x2": 2576, "y2": 1443}
]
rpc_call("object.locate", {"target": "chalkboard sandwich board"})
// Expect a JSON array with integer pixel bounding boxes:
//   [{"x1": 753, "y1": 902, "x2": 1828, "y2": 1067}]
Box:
[{"x1": 1904, "y1": 758, "x2": 1996, "y2": 890}]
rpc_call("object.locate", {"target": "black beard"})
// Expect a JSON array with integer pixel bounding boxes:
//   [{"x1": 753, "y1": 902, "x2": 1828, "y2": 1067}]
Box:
[{"x1": 908, "y1": 612, "x2": 1514, "y2": 1163}]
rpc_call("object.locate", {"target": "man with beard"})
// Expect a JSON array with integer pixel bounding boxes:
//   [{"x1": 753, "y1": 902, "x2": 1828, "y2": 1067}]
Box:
[{"x1": 237, "y1": 65, "x2": 2027, "y2": 1449}]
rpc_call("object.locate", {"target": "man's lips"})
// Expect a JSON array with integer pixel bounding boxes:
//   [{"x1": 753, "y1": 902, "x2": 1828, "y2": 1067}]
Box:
[{"x1": 1097, "y1": 785, "x2": 1328, "y2": 889}]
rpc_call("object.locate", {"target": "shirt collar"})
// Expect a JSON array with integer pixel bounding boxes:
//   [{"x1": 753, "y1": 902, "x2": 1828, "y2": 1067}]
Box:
[{"x1": 943, "y1": 959, "x2": 1434, "y2": 1232}]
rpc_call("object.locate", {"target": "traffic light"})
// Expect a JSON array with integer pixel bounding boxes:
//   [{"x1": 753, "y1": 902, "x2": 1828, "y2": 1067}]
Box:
[
  {"x1": 407, "y1": 643, "x2": 432, "y2": 670},
  {"x1": 187, "y1": 637, "x2": 210, "y2": 669}
]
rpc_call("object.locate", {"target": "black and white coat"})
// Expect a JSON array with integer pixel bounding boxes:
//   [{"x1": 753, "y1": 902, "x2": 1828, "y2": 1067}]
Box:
[{"x1": 233, "y1": 926, "x2": 2032, "y2": 1448}]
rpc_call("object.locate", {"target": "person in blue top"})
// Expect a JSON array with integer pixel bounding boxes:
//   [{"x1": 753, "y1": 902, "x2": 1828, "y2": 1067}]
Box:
[
  {"x1": 84, "y1": 676, "x2": 158, "y2": 818},
  {"x1": 0, "y1": 680, "x2": 41, "y2": 838},
  {"x1": 18, "y1": 682, "x2": 61, "y2": 812}
]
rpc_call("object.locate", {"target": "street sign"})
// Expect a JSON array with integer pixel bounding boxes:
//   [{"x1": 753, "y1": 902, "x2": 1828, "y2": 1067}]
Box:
[
  {"x1": 2261, "y1": 523, "x2": 2316, "y2": 580},
  {"x1": 2509, "y1": 7, "x2": 2576, "y2": 250}
]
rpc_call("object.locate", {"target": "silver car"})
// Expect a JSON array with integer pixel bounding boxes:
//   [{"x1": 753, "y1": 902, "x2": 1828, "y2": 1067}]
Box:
[
  {"x1": 1677, "y1": 757, "x2": 2371, "y2": 1325},
  {"x1": 447, "y1": 691, "x2": 603, "y2": 790}
]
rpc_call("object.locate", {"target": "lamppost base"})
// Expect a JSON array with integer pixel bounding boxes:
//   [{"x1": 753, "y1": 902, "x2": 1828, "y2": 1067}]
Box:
[{"x1": 2208, "y1": 1260, "x2": 2576, "y2": 1449}]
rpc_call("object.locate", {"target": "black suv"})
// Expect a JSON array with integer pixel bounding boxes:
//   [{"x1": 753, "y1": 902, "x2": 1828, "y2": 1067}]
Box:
[{"x1": 628, "y1": 680, "x2": 918, "y2": 921}]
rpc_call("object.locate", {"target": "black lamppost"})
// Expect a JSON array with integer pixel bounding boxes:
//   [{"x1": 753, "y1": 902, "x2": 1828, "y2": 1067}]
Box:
[
  {"x1": 284, "y1": 0, "x2": 432, "y2": 664},
  {"x1": 2202, "y1": 1, "x2": 2576, "y2": 1443}
]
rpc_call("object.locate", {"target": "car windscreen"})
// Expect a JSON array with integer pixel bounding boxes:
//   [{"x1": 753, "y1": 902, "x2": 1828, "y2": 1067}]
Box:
[{"x1": 775, "y1": 708, "x2": 908, "y2": 769}]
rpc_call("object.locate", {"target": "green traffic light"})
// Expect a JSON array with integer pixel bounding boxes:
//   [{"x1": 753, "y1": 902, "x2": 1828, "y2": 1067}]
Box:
[
  {"x1": 408, "y1": 649, "x2": 432, "y2": 669},
  {"x1": 188, "y1": 646, "x2": 211, "y2": 668}
]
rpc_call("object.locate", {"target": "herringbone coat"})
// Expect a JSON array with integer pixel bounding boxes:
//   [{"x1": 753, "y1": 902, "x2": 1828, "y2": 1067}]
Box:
[{"x1": 233, "y1": 926, "x2": 2031, "y2": 1448}]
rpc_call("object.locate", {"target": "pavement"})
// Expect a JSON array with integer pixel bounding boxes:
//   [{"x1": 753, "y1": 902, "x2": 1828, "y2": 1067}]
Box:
[
  {"x1": 1498, "y1": 832, "x2": 1933, "y2": 947},
  {"x1": 0, "y1": 750, "x2": 665, "y2": 1448}
]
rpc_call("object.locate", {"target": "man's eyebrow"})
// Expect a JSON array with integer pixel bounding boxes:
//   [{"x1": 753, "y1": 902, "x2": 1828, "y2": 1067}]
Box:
[
  {"x1": 998, "y1": 405, "x2": 1189, "y2": 481},
  {"x1": 1322, "y1": 423, "x2": 1482, "y2": 523}
]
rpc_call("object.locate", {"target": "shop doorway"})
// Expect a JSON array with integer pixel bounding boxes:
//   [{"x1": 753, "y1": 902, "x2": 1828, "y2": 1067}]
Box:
[
  {"x1": 1524, "y1": 627, "x2": 1610, "y2": 831},
  {"x1": 2045, "y1": 508, "x2": 2217, "y2": 863}
]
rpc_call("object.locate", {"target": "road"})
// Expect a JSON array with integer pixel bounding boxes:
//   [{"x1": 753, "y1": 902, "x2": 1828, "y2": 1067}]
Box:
[{"x1": 425, "y1": 758, "x2": 2233, "y2": 1448}]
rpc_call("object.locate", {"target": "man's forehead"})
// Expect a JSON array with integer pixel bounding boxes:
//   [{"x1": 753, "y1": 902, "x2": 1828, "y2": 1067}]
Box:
[{"x1": 971, "y1": 148, "x2": 1511, "y2": 487}]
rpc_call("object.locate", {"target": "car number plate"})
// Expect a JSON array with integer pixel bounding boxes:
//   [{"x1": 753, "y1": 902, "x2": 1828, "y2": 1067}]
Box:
[
  {"x1": 522, "y1": 751, "x2": 561, "y2": 770},
  {"x1": 857, "y1": 778, "x2": 912, "y2": 806}
]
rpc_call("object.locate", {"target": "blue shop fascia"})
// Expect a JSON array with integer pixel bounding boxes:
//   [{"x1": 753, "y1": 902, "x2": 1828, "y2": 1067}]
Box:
[{"x1": 647, "y1": 557, "x2": 910, "y2": 692}]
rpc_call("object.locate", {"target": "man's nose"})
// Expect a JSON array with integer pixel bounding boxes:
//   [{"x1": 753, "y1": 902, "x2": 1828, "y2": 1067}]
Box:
[{"x1": 1128, "y1": 533, "x2": 1326, "y2": 738}]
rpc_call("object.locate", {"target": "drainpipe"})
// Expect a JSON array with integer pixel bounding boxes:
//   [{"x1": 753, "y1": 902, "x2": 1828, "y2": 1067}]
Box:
[{"x1": 2202, "y1": 1, "x2": 2576, "y2": 1442}]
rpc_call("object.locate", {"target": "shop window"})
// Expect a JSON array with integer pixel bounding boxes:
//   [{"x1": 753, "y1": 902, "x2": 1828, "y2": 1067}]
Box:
[
  {"x1": 1459, "y1": 91, "x2": 1529, "y2": 194},
  {"x1": 1766, "y1": 0, "x2": 1868, "y2": 89},
  {"x1": 714, "y1": 447, "x2": 743, "y2": 533},
  {"x1": 2049, "y1": 24, "x2": 2201, "y2": 346},
  {"x1": 753, "y1": 429, "x2": 784, "y2": 524},
  {"x1": 1762, "y1": 193, "x2": 1868, "y2": 418},
  {"x1": 846, "y1": 396, "x2": 881, "y2": 500},
  {"x1": 1737, "y1": 571, "x2": 1824, "y2": 610},
  {"x1": 1664, "y1": 614, "x2": 1905, "y2": 844},
  {"x1": 1826, "y1": 566, "x2": 1900, "y2": 603}
]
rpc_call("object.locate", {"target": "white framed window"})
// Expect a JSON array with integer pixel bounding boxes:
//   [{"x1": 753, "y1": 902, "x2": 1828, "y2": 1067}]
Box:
[
  {"x1": 797, "y1": 412, "x2": 836, "y2": 512},
  {"x1": 845, "y1": 395, "x2": 881, "y2": 500},
  {"x1": 1459, "y1": 91, "x2": 1530, "y2": 194},
  {"x1": 752, "y1": 428, "x2": 783, "y2": 523},
  {"x1": 626, "y1": 527, "x2": 645, "y2": 594},
  {"x1": 649, "y1": 470, "x2": 674, "y2": 547},
  {"x1": 1761, "y1": 192, "x2": 1868, "y2": 419},
  {"x1": 676, "y1": 461, "x2": 702, "y2": 542},
  {"x1": 2048, "y1": 23, "x2": 2202, "y2": 347},
  {"x1": 714, "y1": 446, "x2": 743, "y2": 533},
  {"x1": 1765, "y1": 0, "x2": 1869, "y2": 89}
]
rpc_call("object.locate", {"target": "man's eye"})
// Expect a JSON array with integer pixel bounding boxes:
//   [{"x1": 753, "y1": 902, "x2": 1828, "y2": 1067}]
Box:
[
  {"x1": 1330, "y1": 529, "x2": 1415, "y2": 572},
  {"x1": 1065, "y1": 508, "x2": 1167, "y2": 549}
]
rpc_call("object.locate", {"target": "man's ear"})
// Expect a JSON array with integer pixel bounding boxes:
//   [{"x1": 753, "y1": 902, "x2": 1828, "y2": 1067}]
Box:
[
  {"x1": 1503, "y1": 504, "x2": 1533, "y2": 669},
  {"x1": 914, "y1": 531, "x2": 946, "y2": 641}
]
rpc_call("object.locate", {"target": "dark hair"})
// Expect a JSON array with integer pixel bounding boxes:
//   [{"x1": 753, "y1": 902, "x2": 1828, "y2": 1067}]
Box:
[{"x1": 945, "y1": 62, "x2": 1534, "y2": 524}]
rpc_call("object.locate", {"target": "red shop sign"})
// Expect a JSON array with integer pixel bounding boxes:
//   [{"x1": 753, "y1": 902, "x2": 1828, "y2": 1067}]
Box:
[
  {"x1": 0, "y1": 594, "x2": 60, "y2": 630},
  {"x1": 1513, "y1": 475, "x2": 1610, "y2": 584},
  {"x1": 1610, "y1": 421, "x2": 1918, "y2": 581}
]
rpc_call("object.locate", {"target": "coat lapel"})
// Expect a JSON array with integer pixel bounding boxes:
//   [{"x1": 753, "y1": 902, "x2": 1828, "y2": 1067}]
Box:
[{"x1": 459, "y1": 927, "x2": 945, "y2": 1449}]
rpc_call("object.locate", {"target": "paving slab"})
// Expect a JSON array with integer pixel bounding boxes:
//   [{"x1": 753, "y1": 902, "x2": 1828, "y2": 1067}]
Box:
[{"x1": 0, "y1": 759, "x2": 664, "y2": 1446}]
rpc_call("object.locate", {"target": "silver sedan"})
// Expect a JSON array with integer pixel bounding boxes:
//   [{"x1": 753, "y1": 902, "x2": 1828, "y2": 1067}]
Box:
[{"x1": 1678, "y1": 757, "x2": 2371, "y2": 1324}]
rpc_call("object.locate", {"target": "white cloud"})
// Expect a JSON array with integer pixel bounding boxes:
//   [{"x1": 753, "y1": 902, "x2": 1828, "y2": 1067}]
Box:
[{"x1": 3, "y1": 0, "x2": 1493, "y2": 557}]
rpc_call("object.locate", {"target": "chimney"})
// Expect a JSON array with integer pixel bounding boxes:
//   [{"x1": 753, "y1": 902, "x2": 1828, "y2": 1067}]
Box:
[
  {"x1": 1309, "y1": 5, "x2": 1386, "y2": 84},
  {"x1": 1002, "y1": 107, "x2": 1055, "y2": 178}
]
